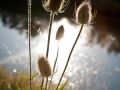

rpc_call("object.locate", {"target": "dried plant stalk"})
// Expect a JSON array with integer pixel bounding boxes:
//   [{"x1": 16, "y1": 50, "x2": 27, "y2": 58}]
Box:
[
  {"x1": 28, "y1": 0, "x2": 32, "y2": 90},
  {"x1": 56, "y1": 23, "x2": 84, "y2": 90},
  {"x1": 46, "y1": 12, "x2": 54, "y2": 58},
  {"x1": 48, "y1": 44, "x2": 59, "y2": 89}
]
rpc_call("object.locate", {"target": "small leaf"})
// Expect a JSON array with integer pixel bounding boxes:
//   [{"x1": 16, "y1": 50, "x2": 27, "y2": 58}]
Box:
[
  {"x1": 31, "y1": 72, "x2": 39, "y2": 80},
  {"x1": 16, "y1": 82, "x2": 21, "y2": 90},
  {"x1": 58, "y1": 79, "x2": 68, "y2": 90}
]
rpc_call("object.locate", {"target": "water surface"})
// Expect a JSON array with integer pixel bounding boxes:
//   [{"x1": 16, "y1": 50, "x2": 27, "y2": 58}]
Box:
[{"x1": 0, "y1": 16, "x2": 120, "y2": 90}]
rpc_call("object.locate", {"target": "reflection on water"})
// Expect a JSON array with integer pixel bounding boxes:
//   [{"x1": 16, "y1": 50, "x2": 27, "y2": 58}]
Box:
[{"x1": 0, "y1": 16, "x2": 120, "y2": 90}]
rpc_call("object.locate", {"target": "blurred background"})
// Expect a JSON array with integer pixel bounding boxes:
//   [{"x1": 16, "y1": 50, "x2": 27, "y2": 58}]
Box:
[{"x1": 0, "y1": 0, "x2": 120, "y2": 90}]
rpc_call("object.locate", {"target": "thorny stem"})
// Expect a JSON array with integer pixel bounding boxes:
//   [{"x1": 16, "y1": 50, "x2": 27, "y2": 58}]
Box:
[
  {"x1": 40, "y1": 78, "x2": 44, "y2": 90},
  {"x1": 48, "y1": 42, "x2": 59, "y2": 89},
  {"x1": 46, "y1": 12, "x2": 54, "y2": 58},
  {"x1": 28, "y1": 0, "x2": 32, "y2": 90},
  {"x1": 56, "y1": 23, "x2": 84, "y2": 90},
  {"x1": 45, "y1": 77, "x2": 48, "y2": 90}
]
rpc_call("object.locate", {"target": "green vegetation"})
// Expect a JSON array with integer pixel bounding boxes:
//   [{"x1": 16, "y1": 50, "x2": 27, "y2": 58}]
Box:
[
  {"x1": 0, "y1": 68, "x2": 67, "y2": 90},
  {"x1": 0, "y1": 68, "x2": 39, "y2": 90}
]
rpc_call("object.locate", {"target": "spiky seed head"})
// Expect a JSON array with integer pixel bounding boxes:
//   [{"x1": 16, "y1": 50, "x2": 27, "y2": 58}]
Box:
[
  {"x1": 56, "y1": 25, "x2": 64, "y2": 40},
  {"x1": 42, "y1": 0, "x2": 69, "y2": 13},
  {"x1": 38, "y1": 56, "x2": 51, "y2": 77},
  {"x1": 47, "y1": 0, "x2": 62, "y2": 12},
  {"x1": 75, "y1": 0, "x2": 92, "y2": 24}
]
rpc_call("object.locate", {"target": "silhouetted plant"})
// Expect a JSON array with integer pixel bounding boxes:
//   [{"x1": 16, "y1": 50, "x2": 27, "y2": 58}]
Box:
[
  {"x1": 48, "y1": 25, "x2": 64, "y2": 89},
  {"x1": 41, "y1": 0, "x2": 69, "y2": 89},
  {"x1": 56, "y1": 0, "x2": 95, "y2": 89},
  {"x1": 27, "y1": 0, "x2": 95, "y2": 90},
  {"x1": 38, "y1": 56, "x2": 51, "y2": 90}
]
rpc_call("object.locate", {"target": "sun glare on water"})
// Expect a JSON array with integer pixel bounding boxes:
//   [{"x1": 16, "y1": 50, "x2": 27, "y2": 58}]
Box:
[
  {"x1": 33, "y1": 18, "x2": 91, "y2": 78},
  {"x1": 0, "y1": 17, "x2": 91, "y2": 80}
]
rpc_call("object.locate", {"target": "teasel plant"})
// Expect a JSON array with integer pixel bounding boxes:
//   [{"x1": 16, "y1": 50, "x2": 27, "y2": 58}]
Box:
[
  {"x1": 28, "y1": 0, "x2": 32, "y2": 90},
  {"x1": 38, "y1": 56, "x2": 52, "y2": 90},
  {"x1": 41, "y1": 0, "x2": 69, "y2": 89},
  {"x1": 41, "y1": 0, "x2": 70, "y2": 58},
  {"x1": 56, "y1": 0, "x2": 96, "y2": 89},
  {"x1": 48, "y1": 25, "x2": 64, "y2": 89}
]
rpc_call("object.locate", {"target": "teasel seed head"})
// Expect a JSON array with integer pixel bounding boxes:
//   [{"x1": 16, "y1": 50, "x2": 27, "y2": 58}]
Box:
[
  {"x1": 56, "y1": 25, "x2": 64, "y2": 40},
  {"x1": 75, "y1": 0, "x2": 93, "y2": 24},
  {"x1": 38, "y1": 56, "x2": 51, "y2": 77},
  {"x1": 42, "y1": 0, "x2": 70, "y2": 14}
]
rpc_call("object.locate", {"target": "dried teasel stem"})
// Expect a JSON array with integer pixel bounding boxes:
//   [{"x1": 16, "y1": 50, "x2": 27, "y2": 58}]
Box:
[
  {"x1": 28, "y1": 0, "x2": 32, "y2": 90},
  {"x1": 40, "y1": 78, "x2": 44, "y2": 90},
  {"x1": 48, "y1": 43, "x2": 59, "y2": 89},
  {"x1": 45, "y1": 77, "x2": 48, "y2": 90},
  {"x1": 56, "y1": 23, "x2": 84, "y2": 90},
  {"x1": 46, "y1": 11, "x2": 54, "y2": 58}
]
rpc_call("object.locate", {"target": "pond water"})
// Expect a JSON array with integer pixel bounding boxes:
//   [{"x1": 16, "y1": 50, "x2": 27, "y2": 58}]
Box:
[{"x1": 0, "y1": 15, "x2": 120, "y2": 90}]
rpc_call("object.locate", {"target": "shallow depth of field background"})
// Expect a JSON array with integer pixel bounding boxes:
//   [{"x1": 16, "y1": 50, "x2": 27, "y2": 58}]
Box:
[{"x1": 0, "y1": 0, "x2": 120, "y2": 90}]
